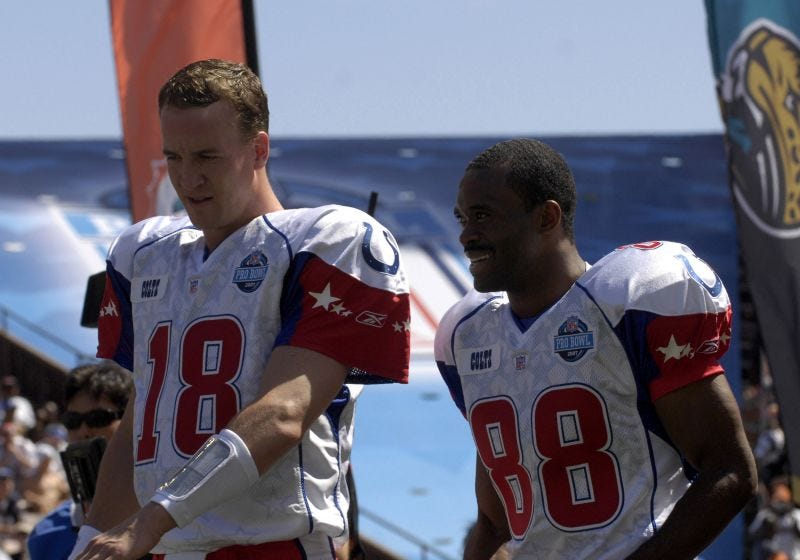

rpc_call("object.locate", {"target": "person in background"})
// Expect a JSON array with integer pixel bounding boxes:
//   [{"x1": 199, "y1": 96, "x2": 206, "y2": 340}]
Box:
[
  {"x1": 748, "y1": 476, "x2": 800, "y2": 560},
  {"x1": 24, "y1": 421, "x2": 70, "y2": 515},
  {"x1": 32, "y1": 401, "x2": 62, "y2": 443},
  {"x1": 35, "y1": 423, "x2": 68, "y2": 466},
  {"x1": 436, "y1": 138, "x2": 757, "y2": 559},
  {"x1": 0, "y1": 377, "x2": 35, "y2": 436},
  {"x1": 0, "y1": 467, "x2": 23, "y2": 560},
  {"x1": 0, "y1": 421, "x2": 39, "y2": 509},
  {"x1": 26, "y1": 362, "x2": 133, "y2": 560},
  {"x1": 753, "y1": 402, "x2": 788, "y2": 483}
]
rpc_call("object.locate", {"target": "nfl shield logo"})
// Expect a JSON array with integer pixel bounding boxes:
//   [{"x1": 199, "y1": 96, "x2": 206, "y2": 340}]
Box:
[
  {"x1": 189, "y1": 279, "x2": 199, "y2": 294},
  {"x1": 514, "y1": 352, "x2": 528, "y2": 371}
]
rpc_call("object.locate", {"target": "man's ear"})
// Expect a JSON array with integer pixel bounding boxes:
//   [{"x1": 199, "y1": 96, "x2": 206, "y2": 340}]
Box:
[
  {"x1": 539, "y1": 200, "x2": 563, "y2": 233},
  {"x1": 253, "y1": 131, "x2": 269, "y2": 168}
]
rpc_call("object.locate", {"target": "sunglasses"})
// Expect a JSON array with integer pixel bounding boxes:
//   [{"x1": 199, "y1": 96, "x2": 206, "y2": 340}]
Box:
[{"x1": 62, "y1": 408, "x2": 123, "y2": 430}]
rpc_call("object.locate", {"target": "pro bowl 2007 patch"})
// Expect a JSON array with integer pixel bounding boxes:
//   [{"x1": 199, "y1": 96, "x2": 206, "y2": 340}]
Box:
[
  {"x1": 232, "y1": 251, "x2": 269, "y2": 293},
  {"x1": 553, "y1": 316, "x2": 594, "y2": 362}
]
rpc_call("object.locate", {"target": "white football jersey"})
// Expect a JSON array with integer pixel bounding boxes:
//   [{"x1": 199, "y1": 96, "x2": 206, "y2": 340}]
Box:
[
  {"x1": 97, "y1": 205, "x2": 410, "y2": 555},
  {"x1": 435, "y1": 241, "x2": 731, "y2": 559}
]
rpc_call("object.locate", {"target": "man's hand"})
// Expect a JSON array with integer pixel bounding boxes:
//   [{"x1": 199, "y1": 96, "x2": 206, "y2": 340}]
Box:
[{"x1": 75, "y1": 502, "x2": 175, "y2": 560}]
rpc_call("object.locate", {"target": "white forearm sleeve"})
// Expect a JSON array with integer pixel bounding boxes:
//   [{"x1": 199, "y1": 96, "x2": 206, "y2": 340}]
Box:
[
  {"x1": 150, "y1": 428, "x2": 259, "y2": 528},
  {"x1": 67, "y1": 524, "x2": 102, "y2": 560}
]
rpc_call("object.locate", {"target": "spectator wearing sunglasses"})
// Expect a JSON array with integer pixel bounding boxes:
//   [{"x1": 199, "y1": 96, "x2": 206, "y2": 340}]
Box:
[
  {"x1": 26, "y1": 362, "x2": 132, "y2": 560},
  {"x1": 61, "y1": 363, "x2": 130, "y2": 443}
]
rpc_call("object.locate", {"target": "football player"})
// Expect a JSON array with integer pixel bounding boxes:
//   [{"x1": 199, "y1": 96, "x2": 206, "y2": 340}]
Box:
[
  {"x1": 436, "y1": 138, "x2": 756, "y2": 559},
  {"x1": 71, "y1": 59, "x2": 410, "y2": 560}
]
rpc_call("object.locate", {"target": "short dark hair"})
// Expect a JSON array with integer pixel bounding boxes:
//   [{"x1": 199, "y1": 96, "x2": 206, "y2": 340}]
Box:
[
  {"x1": 466, "y1": 138, "x2": 577, "y2": 239},
  {"x1": 158, "y1": 58, "x2": 269, "y2": 139},
  {"x1": 64, "y1": 362, "x2": 133, "y2": 412}
]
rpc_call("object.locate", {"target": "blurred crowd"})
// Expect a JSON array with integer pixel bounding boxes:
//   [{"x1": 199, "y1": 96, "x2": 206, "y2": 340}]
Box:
[
  {"x1": 0, "y1": 361, "x2": 134, "y2": 560},
  {"x1": 741, "y1": 367, "x2": 800, "y2": 560},
  {"x1": 0, "y1": 374, "x2": 69, "y2": 560}
]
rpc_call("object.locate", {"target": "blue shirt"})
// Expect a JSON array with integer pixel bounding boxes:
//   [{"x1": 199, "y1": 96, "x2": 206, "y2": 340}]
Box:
[{"x1": 27, "y1": 500, "x2": 76, "y2": 560}]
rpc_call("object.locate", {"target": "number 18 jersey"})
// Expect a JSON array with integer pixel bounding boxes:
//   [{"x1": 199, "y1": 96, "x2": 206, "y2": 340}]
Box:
[
  {"x1": 97, "y1": 205, "x2": 410, "y2": 554},
  {"x1": 435, "y1": 241, "x2": 732, "y2": 559}
]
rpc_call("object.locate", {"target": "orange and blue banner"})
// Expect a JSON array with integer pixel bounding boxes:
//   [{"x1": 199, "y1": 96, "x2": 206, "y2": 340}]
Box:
[{"x1": 109, "y1": 0, "x2": 257, "y2": 222}]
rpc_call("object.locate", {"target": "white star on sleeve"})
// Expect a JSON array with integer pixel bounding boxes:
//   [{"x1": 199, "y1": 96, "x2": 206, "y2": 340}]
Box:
[
  {"x1": 100, "y1": 301, "x2": 118, "y2": 318},
  {"x1": 308, "y1": 283, "x2": 340, "y2": 310},
  {"x1": 656, "y1": 335, "x2": 688, "y2": 362},
  {"x1": 331, "y1": 302, "x2": 348, "y2": 315}
]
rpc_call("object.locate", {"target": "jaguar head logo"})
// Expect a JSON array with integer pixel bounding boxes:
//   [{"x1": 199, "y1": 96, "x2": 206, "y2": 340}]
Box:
[{"x1": 720, "y1": 20, "x2": 800, "y2": 238}]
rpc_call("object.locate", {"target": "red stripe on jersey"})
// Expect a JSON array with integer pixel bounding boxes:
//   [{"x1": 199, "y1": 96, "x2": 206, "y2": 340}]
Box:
[
  {"x1": 151, "y1": 538, "x2": 305, "y2": 560},
  {"x1": 286, "y1": 256, "x2": 410, "y2": 383},
  {"x1": 97, "y1": 272, "x2": 123, "y2": 359},
  {"x1": 646, "y1": 307, "x2": 732, "y2": 400}
]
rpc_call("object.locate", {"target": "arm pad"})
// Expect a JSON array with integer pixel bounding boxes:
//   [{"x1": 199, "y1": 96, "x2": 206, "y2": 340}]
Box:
[{"x1": 150, "y1": 428, "x2": 259, "y2": 528}]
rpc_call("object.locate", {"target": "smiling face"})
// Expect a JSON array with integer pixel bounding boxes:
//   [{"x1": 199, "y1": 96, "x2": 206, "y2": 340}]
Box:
[
  {"x1": 160, "y1": 100, "x2": 270, "y2": 251},
  {"x1": 455, "y1": 166, "x2": 542, "y2": 295}
]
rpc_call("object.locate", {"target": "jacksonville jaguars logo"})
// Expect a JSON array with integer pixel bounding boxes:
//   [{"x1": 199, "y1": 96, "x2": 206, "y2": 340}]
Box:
[
  {"x1": 720, "y1": 19, "x2": 800, "y2": 238},
  {"x1": 232, "y1": 251, "x2": 269, "y2": 293},
  {"x1": 554, "y1": 316, "x2": 594, "y2": 363}
]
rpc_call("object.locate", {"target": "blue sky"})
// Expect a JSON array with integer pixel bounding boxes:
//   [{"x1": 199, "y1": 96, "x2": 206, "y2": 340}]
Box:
[{"x1": 1, "y1": 1, "x2": 724, "y2": 139}]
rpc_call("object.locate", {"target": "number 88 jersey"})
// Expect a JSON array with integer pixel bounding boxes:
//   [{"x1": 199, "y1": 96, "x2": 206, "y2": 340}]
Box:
[{"x1": 435, "y1": 241, "x2": 732, "y2": 559}]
